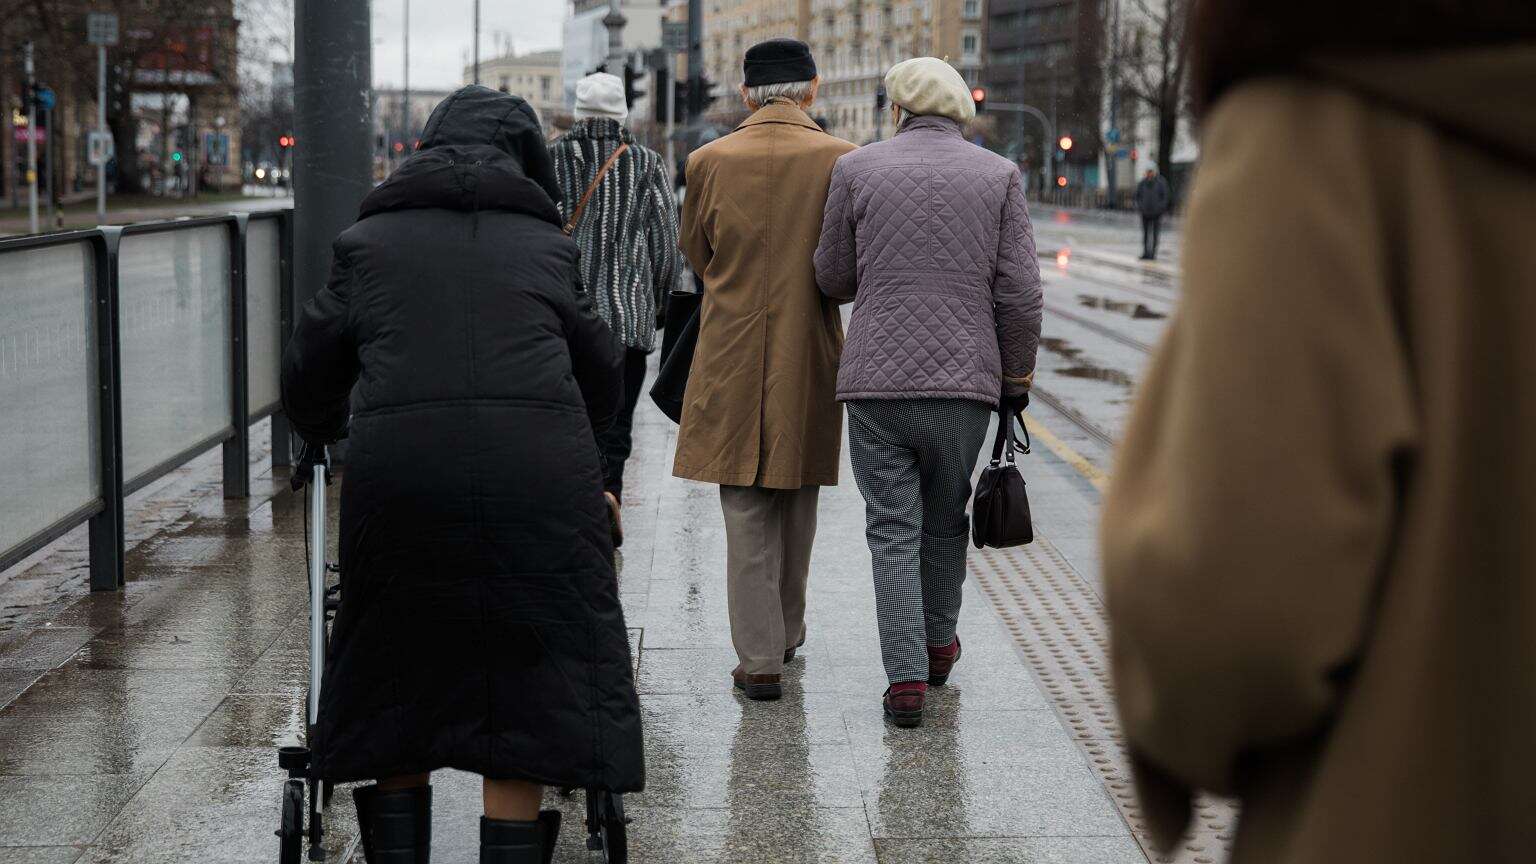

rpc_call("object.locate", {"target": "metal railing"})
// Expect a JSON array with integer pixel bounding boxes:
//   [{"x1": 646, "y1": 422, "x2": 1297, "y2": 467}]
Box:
[{"x1": 0, "y1": 209, "x2": 295, "y2": 591}]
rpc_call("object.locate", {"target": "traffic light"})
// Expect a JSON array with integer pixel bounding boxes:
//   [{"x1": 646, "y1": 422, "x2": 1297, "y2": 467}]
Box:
[
  {"x1": 653, "y1": 64, "x2": 669, "y2": 123},
  {"x1": 278, "y1": 134, "x2": 295, "y2": 149},
  {"x1": 623, "y1": 62, "x2": 645, "y2": 109},
  {"x1": 971, "y1": 86, "x2": 985, "y2": 113},
  {"x1": 1058, "y1": 135, "x2": 1074, "y2": 152},
  {"x1": 686, "y1": 75, "x2": 721, "y2": 121}
]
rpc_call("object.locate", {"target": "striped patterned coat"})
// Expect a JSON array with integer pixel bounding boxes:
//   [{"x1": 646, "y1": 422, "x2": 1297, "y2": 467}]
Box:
[{"x1": 551, "y1": 119, "x2": 680, "y2": 352}]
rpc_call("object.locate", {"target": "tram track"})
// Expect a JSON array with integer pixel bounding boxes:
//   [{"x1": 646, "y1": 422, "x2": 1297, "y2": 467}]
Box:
[
  {"x1": 1043, "y1": 301, "x2": 1156, "y2": 355},
  {"x1": 1031, "y1": 384, "x2": 1118, "y2": 452},
  {"x1": 1046, "y1": 257, "x2": 1180, "y2": 307}
]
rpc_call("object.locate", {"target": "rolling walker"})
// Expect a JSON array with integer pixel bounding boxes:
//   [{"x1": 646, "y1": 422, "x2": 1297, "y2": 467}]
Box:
[{"x1": 273, "y1": 442, "x2": 630, "y2": 862}]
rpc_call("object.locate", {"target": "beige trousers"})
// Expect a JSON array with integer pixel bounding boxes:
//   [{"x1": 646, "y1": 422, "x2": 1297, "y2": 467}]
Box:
[{"x1": 719, "y1": 484, "x2": 821, "y2": 676}]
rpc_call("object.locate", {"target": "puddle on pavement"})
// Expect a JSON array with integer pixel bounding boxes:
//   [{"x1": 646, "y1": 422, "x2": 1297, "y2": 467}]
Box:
[
  {"x1": 1040, "y1": 337, "x2": 1082, "y2": 361},
  {"x1": 1078, "y1": 294, "x2": 1166, "y2": 319},
  {"x1": 1057, "y1": 365, "x2": 1136, "y2": 387},
  {"x1": 1040, "y1": 337, "x2": 1136, "y2": 388}
]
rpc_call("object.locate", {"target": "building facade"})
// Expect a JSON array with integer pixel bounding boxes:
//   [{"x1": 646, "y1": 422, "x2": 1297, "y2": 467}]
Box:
[
  {"x1": 562, "y1": 0, "x2": 668, "y2": 111},
  {"x1": 982, "y1": 0, "x2": 1104, "y2": 187},
  {"x1": 464, "y1": 50, "x2": 565, "y2": 125},
  {"x1": 698, "y1": 0, "x2": 980, "y2": 144}
]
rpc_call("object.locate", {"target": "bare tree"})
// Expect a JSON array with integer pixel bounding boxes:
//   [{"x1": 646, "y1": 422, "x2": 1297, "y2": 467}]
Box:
[{"x1": 1115, "y1": 0, "x2": 1188, "y2": 175}]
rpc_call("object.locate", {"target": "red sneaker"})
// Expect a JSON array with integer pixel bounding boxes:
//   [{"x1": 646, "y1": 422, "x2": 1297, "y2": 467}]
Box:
[
  {"x1": 927, "y1": 635, "x2": 962, "y2": 686},
  {"x1": 883, "y1": 681, "x2": 927, "y2": 728}
]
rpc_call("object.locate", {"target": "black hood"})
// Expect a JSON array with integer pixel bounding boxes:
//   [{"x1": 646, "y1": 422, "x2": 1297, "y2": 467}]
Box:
[{"x1": 359, "y1": 86, "x2": 564, "y2": 225}]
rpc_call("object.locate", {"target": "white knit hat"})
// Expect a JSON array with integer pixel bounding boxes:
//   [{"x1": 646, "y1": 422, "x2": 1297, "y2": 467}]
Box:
[
  {"x1": 884, "y1": 57, "x2": 975, "y2": 124},
  {"x1": 574, "y1": 72, "x2": 628, "y2": 120}
]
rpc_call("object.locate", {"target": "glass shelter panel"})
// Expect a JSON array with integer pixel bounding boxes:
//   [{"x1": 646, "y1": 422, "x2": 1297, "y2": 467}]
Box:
[
  {"x1": 118, "y1": 226, "x2": 233, "y2": 485},
  {"x1": 0, "y1": 241, "x2": 100, "y2": 559}
]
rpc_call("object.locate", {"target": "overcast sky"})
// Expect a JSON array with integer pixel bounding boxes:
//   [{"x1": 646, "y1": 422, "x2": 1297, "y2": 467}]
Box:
[{"x1": 371, "y1": 0, "x2": 567, "y2": 91}]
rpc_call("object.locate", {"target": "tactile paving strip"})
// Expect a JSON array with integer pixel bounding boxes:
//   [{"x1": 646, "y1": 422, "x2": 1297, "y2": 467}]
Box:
[{"x1": 972, "y1": 539, "x2": 1239, "y2": 864}]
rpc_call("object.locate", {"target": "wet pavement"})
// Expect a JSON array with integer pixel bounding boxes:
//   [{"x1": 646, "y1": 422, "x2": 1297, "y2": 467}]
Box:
[{"x1": 0, "y1": 214, "x2": 1210, "y2": 863}]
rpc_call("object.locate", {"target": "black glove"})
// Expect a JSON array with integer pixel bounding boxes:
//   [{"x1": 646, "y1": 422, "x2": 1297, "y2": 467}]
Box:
[{"x1": 1002, "y1": 391, "x2": 1030, "y2": 415}]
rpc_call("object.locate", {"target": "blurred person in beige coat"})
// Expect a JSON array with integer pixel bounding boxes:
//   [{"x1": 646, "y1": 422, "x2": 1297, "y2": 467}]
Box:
[
  {"x1": 678, "y1": 38, "x2": 856, "y2": 701},
  {"x1": 1102, "y1": 1, "x2": 1536, "y2": 862}
]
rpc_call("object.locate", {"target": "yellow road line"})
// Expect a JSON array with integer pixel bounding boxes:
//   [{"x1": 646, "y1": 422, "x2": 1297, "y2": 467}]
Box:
[{"x1": 1021, "y1": 412, "x2": 1110, "y2": 492}]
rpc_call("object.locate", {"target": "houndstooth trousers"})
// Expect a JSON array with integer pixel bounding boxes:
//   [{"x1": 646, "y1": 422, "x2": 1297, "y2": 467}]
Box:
[{"x1": 847, "y1": 398, "x2": 992, "y2": 685}]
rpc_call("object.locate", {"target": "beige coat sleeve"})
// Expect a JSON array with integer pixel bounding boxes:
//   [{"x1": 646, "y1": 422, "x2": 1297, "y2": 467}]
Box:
[{"x1": 1101, "y1": 83, "x2": 1419, "y2": 846}]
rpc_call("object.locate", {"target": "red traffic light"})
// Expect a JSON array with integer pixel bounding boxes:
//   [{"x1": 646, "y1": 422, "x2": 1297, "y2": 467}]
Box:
[
  {"x1": 970, "y1": 87, "x2": 986, "y2": 102},
  {"x1": 278, "y1": 135, "x2": 292, "y2": 148}
]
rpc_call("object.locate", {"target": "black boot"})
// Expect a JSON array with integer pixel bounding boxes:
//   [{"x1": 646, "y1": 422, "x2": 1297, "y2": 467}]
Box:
[
  {"x1": 353, "y1": 784, "x2": 432, "y2": 863},
  {"x1": 480, "y1": 811, "x2": 561, "y2": 864}
]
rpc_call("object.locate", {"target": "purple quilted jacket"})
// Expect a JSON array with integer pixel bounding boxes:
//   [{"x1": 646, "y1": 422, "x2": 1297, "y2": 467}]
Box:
[{"x1": 814, "y1": 115, "x2": 1043, "y2": 405}]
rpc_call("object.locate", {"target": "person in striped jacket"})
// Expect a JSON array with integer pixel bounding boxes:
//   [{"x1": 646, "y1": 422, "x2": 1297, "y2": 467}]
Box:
[{"x1": 550, "y1": 72, "x2": 681, "y2": 547}]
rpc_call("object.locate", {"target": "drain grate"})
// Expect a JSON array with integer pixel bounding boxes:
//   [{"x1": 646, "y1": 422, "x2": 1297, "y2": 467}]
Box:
[{"x1": 972, "y1": 538, "x2": 1239, "y2": 864}]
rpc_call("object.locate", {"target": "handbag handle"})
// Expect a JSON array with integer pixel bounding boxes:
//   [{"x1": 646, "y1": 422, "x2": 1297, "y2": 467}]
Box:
[
  {"x1": 989, "y1": 405, "x2": 1033, "y2": 466},
  {"x1": 563, "y1": 142, "x2": 629, "y2": 236}
]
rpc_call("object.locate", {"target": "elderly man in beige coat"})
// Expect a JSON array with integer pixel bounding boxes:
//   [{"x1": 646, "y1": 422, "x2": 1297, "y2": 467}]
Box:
[{"x1": 678, "y1": 38, "x2": 856, "y2": 701}]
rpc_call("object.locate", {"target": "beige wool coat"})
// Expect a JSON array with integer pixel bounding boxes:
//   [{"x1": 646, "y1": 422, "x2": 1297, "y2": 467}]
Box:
[
  {"x1": 676, "y1": 100, "x2": 856, "y2": 488},
  {"x1": 1103, "y1": 45, "x2": 1536, "y2": 863}
]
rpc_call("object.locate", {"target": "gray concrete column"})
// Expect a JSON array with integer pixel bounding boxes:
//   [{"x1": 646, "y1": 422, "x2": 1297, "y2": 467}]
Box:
[{"x1": 293, "y1": 0, "x2": 373, "y2": 309}]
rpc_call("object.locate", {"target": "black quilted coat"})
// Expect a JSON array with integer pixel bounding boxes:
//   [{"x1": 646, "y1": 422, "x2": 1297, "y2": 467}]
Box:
[{"x1": 280, "y1": 86, "x2": 644, "y2": 791}]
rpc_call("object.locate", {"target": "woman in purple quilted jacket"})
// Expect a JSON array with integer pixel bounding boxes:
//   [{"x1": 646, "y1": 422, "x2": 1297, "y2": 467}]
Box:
[{"x1": 813, "y1": 56, "x2": 1043, "y2": 727}]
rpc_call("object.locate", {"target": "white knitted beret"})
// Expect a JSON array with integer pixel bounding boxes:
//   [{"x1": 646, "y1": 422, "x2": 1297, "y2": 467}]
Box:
[
  {"x1": 884, "y1": 57, "x2": 975, "y2": 124},
  {"x1": 574, "y1": 72, "x2": 628, "y2": 120}
]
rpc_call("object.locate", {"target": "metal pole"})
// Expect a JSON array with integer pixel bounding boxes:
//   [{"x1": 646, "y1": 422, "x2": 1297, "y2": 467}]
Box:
[
  {"x1": 686, "y1": 0, "x2": 702, "y2": 122},
  {"x1": 44, "y1": 105, "x2": 54, "y2": 228},
  {"x1": 665, "y1": 52, "x2": 675, "y2": 180},
  {"x1": 24, "y1": 42, "x2": 38, "y2": 235},
  {"x1": 187, "y1": 97, "x2": 199, "y2": 199},
  {"x1": 97, "y1": 45, "x2": 107, "y2": 223},
  {"x1": 1106, "y1": 0, "x2": 1120, "y2": 206},
  {"x1": 402, "y1": 0, "x2": 410, "y2": 159},
  {"x1": 472, "y1": 0, "x2": 480, "y2": 85},
  {"x1": 294, "y1": 0, "x2": 373, "y2": 323}
]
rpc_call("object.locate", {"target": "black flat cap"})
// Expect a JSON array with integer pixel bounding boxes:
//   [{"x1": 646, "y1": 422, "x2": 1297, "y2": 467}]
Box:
[{"x1": 743, "y1": 38, "x2": 818, "y2": 87}]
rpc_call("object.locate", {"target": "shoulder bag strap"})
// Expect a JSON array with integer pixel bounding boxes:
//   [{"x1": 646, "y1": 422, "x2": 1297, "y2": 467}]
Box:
[
  {"x1": 563, "y1": 142, "x2": 630, "y2": 236},
  {"x1": 989, "y1": 404, "x2": 1032, "y2": 465}
]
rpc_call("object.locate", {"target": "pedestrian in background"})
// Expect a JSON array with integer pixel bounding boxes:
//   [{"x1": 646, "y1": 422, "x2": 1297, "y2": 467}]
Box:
[
  {"x1": 1133, "y1": 167, "x2": 1171, "y2": 260},
  {"x1": 282, "y1": 86, "x2": 643, "y2": 864},
  {"x1": 1103, "y1": 2, "x2": 1536, "y2": 862},
  {"x1": 677, "y1": 38, "x2": 856, "y2": 702},
  {"x1": 551, "y1": 72, "x2": 681, "y2": 547},
  {"x1": 814, "y1": 57, "x2": 1042, "y2": 727}
]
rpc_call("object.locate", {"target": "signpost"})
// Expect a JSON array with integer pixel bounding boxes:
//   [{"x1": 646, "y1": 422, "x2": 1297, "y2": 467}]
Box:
[
  {"x1": 88, "y1": 12, "x2": 119, "y2": 225},
  {"x1": 661, "y1": 22, "x2": 687, "y2": 182}
]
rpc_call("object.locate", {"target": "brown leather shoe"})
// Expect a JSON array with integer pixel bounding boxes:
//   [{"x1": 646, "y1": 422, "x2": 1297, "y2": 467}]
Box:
[
  {"x1": 731, "y1": 666, "x2": 782, "y2": 701},
  {"x1": 783, "y1": 634, "x2": 807, "y2": 663},
  {"x1": 927, "y1": 634, "x2": 962, "y2": 686},
  {"x1": 604, "y1": 492, "x2": 623, "y2": 549},
  {"x1": 884, "y1": 681, "x2": 927, "y2": 727}
]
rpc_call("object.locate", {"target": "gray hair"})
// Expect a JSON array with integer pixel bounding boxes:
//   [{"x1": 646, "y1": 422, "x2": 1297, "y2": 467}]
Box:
[{"x1": 745, "y1": 79, "x2": 816, "y2": 107}]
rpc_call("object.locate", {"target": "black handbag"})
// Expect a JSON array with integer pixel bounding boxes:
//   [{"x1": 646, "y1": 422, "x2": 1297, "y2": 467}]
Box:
[
  {"x1": 649, "y1": 288, "x2": 701, "y2": 424},
  {"x1": 972, "y1": 406, "x2": 1034, "y2": 549}
]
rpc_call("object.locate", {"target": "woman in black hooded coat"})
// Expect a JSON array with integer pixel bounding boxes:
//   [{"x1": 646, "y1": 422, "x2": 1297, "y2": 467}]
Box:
[{"x1": 281, "y1": 86, "x2": 644, "y2": 863}]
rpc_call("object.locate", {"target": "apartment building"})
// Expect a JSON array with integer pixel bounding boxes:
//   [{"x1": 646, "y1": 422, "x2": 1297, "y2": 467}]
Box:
[
  {"x1": 699, "y1": 0, "x2": 980, "y2": 143},
  {"x1": 465, "y1": 50, "x2": 566, "y2": 125}
]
